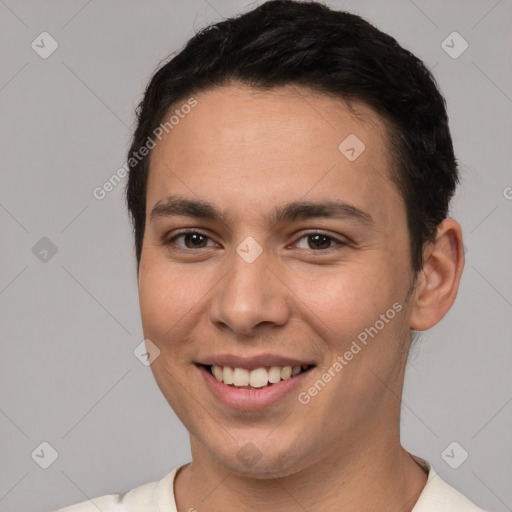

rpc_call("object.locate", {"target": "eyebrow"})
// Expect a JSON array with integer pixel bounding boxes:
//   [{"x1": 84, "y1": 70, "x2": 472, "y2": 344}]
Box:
[{"x1": 150, "y1": 194, "x2": 373, "y2": 226}]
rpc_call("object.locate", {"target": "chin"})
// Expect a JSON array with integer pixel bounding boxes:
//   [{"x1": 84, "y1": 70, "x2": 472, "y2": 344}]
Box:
[{"x1": 207, "y1": 440, "x2": 311, "y2": 480}]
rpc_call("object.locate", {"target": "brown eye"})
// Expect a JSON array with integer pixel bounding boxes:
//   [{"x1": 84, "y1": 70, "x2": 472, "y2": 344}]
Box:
[
  {"x1": 307, "y1": 234, "x2": 332, "y2": 250},
  {"x1": 182, "y1": 232, "x2": 208, "y2": 248},
  {"x1": 165, "y1": 230, "x2": 218, "y2": 249},
  {"x1": 294, "y1": 231, "x2": 346, "y2": 251}
]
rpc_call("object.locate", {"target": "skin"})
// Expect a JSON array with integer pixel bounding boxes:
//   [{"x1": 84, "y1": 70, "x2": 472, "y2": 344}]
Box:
[{"x1": 137, "y1": 83, "x2": 465, "y2": 512}]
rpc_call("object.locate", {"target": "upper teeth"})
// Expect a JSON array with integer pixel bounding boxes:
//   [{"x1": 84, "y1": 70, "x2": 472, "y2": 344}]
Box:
[{"x1": 211, "y1": 364, "x2": 307, "y2": 388}]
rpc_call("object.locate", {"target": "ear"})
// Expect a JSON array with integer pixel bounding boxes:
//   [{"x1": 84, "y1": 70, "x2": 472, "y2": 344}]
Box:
[{"x1": 410, "y1": 218, "x2": 465, "y2": 331}]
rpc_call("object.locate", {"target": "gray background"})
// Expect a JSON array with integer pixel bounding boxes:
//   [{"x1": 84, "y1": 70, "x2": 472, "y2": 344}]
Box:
[{"x1": 0, "y1": 0, "x2": 511, "y2": 511}]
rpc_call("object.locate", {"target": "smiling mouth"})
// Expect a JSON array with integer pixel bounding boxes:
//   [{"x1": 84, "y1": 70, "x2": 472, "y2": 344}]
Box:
[{"x1": 201, "y1": 364, "x2": 314, "y2": 389}]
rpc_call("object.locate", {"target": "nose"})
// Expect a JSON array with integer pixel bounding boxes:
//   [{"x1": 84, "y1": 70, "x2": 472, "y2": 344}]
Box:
[{"x1": 208, "y1": 244, "x2": 291, "y2": 337}]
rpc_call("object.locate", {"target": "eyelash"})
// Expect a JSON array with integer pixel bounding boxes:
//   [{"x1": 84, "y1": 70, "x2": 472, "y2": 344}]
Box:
[{"x1": 163, "y1": 228, "x2": 348, "y2": 252}]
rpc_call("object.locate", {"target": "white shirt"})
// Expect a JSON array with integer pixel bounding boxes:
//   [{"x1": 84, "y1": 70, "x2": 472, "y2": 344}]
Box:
[{"x1": 54, "y1": 455, "x2": 487, "y2": 511}]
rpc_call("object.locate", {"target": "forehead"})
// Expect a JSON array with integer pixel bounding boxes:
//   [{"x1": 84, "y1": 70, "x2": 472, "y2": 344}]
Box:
[
  {"x1": 147, "y1": 83, "x2": 400, "y2": 224},
  {"x1": 151, "y1": 83, "x2": 391, "y2": 161}
]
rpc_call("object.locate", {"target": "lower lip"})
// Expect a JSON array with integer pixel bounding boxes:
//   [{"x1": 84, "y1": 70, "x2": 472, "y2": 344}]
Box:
[{"x1": 197, "y1": 365, "x2": 312, "y2": 411}]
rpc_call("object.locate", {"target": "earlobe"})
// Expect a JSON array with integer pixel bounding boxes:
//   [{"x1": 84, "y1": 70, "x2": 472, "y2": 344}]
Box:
[{"x1": 410, "y1": 218, "x2": 465, "y2": 331}]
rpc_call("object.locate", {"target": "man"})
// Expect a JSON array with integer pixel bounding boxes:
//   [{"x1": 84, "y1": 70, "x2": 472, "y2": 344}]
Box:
[{"x1": 56, "y1": 1, "x2": 487, "y2": 510}]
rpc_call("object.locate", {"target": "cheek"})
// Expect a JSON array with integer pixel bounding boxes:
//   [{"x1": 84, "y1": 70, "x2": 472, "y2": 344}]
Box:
[
  {"x1": 137, "y1": 252, "x2": 217, "y2": 353},
  {"x1": 289, "y1": 262, "x2": 398, "y2": 342},
  {"x1": 138, "y1": 258, "x2": 188, "y2": 339}
]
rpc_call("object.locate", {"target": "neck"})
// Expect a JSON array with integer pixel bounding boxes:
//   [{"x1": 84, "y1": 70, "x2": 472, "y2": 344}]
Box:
[{"x1": 174, "y1": 433, "x2": 428, "y2": 512}]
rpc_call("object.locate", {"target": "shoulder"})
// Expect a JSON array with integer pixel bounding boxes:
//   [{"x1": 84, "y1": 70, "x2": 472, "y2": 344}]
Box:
[
  {"x1": 412, "y1": 455, "x2": 488, "y2": 512},
  {"x1": 54, "y1": 467, "x2": 180, "y2": 512}
]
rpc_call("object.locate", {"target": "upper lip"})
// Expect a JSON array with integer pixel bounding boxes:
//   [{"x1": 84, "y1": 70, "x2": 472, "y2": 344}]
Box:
[{"x1": 196, "y1": 354, "x2": 315, "y2": 371}]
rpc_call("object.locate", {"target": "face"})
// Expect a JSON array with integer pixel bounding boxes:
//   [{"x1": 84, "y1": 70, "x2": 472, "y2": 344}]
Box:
[{"x1": 138, "y1": 84, "x2": 417, "y2": 478}]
